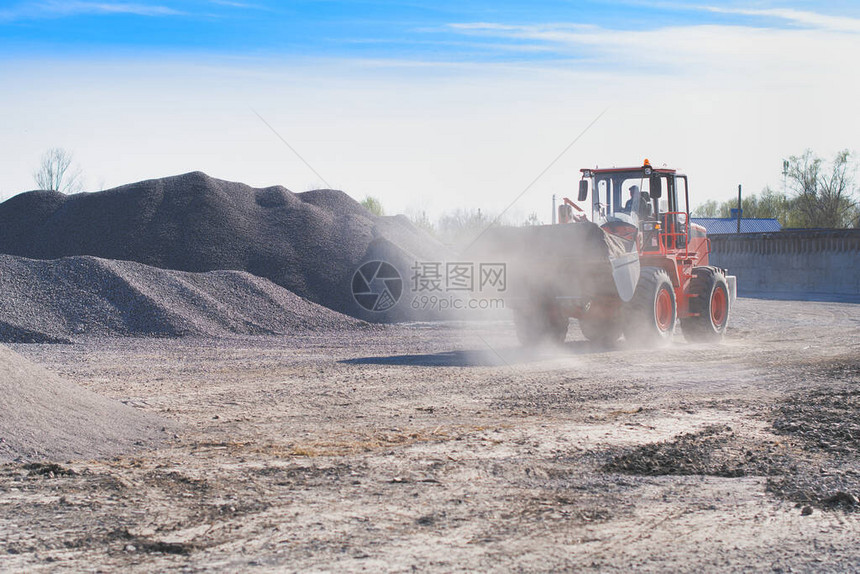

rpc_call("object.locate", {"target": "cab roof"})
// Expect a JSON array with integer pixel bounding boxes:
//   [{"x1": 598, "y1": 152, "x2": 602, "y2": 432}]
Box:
[{"x1": 580, "y1": 162, "x2": 678, "y2": 176}]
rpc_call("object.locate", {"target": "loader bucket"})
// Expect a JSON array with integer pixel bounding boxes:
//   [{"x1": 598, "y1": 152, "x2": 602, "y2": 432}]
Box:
[{"x1": 466, "y1": 221, "x2": 639, "y2": 308}]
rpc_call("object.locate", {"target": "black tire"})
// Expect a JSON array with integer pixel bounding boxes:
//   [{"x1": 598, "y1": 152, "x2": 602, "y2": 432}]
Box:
[
  {"x1": 623, "y1": 266, "x2": 676, "y2": 346},
  {"x1": 514, "y1": 300, "x2": 568, "y2": 346},
  {"x1": 579, "y1": 316, "x2": 622, "y2": 345},
  {"x1": 682, "y1": 267, "x2": 730, "y2": 342}
]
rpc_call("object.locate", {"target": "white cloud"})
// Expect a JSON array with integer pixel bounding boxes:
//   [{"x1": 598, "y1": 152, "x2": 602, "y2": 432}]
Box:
[
  {"x1": 445, "y1": 17, "x2": 860, "y2": 85},
  {"x1": 0, "y1": 1, "x2": 183, "y2": 22},
  {"x1": 207, "y1": 0, "x2": 262, "y2": 8},
  {"x1": 702, "y1": 6, "x2": 860, "y2": 34}
]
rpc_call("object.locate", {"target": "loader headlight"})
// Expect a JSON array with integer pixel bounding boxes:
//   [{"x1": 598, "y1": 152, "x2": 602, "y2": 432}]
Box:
[{"x1": 643, "y1": 222, "x2": 661, "y2": 231}]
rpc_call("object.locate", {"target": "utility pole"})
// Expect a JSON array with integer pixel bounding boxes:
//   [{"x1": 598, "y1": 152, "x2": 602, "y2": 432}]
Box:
[{"x1": 736, "y1": 184, "x2": 742, "y2": 234}]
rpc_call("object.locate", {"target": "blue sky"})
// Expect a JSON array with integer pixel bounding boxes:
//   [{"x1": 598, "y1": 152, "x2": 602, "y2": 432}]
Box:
[
  {"x1": 1, "y1": 1, "x2": 859, "y2": 219},
  {"x1": 2, "y1": 1, "x2": 858, "y2": 62}
]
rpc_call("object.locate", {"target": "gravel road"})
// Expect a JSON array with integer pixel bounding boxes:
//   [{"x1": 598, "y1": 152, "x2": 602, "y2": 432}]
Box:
[{"x1": 1, "y1": 298, "x2": 858, "y2": 572}]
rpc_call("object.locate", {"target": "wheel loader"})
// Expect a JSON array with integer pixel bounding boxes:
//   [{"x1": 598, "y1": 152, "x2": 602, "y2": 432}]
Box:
[{"x1": 471, "y1": 160, "x2": 737, "y2": 345}]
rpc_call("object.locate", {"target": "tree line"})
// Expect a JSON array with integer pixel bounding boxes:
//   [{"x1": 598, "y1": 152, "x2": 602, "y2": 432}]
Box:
[
  {"x1": 694, "y1": 150, "x2": 859, "y2": 229},
  {"x1": 360, "y1": 198, "x2": 543, "y2": 247}
]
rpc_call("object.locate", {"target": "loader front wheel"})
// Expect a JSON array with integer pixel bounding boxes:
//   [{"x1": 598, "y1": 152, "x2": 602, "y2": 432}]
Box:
[
  {"x1": 514, "y1": 302, "x2": 568, "y2": 346},
  {"x1": 623, "y1": 267, "x2": 676, "y2": 346},
  {"x1": 682, "y1": 267, "x2": 730, "y2": 342}
]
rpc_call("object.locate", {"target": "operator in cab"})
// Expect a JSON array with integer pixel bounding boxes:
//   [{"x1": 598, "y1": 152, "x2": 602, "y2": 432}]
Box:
[
  {"x1": 624, "y1": 185, "x2": 639, "y2": 212},
  {"x1": 624, "y1": 185, "x2": 652, "y2": 219}
]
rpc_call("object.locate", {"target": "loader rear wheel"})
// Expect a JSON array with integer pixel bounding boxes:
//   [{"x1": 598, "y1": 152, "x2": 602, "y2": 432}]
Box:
[
  {"x1": 623, "y1": 267, "x2": 676, "y2": 346},
  {"x1": 579, "y1": 316, "x2": 622, "y2": 345},
  {"x1": 682, "y1": 267, "x2": 730, "y2": 342},
  {"x1": 514, "y1": 302, "x2": 568, "y2": 346}
]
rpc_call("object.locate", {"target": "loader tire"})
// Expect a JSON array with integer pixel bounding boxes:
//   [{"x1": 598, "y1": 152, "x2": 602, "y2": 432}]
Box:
[
  {"x1": 514, "y1": 301, "x2": 568, "y2": 346},
  {"x1": 579, "y1": 316, "x2": 622, "y2": 345},
  {"x1": 682, "y1": 267, "x2": 730, "y2": 342},
  {"x1": 623, "y1": 266, "x2": 676, "y2": 346}
]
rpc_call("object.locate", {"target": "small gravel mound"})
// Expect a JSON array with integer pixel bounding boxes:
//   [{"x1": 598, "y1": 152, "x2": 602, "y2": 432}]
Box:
[
  {"x1": 602, "y1": 425, "x2": 791, "y2": 477},
  {"x1": 0, "y1": 254, "x2": 365, "y2": 341},
  {"x1": 767, "y1": 381, "x2": 860, "y2": 511},
  {"x1": 772, "y1": 384, "x2": 860, "y2": 455},
  {"x1": 767, "y1": 472, "x2": 860, "y2": 512},
  {"x1": 0, "y1": 172, "x2": 445, "y2": 321},
  {"x1": 0, "y1": 344, "x2": 169, "y2": 463}
]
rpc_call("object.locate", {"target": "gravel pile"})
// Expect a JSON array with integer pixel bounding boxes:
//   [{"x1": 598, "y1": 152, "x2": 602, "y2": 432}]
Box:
[
  {"x1": 0, "y1": 344, "x2": 169, "y2": 463},
  {"x1": 767, "y1": 472, "x2": 860, "y2": 511},
  {"x1": 0, "y1": 254, "x2": 366, "y2": 342},
  {"x1": 0, "y1": 172, "x2": 445, "y2": 321},
  {"x1": 772, "y1": 383, "x2": 860, "y2": 456},
  {"x1": 603, "y1": 412, "x2": 860, "y2": 512},
  {"x1": 602, "y1": 425, "x2": 791, "y2": 478},
  {"x1": 767, "y1": 382, "x2": 860, "y2": 510}
]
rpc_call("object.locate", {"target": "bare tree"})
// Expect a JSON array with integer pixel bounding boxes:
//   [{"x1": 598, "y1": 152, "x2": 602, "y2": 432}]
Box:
[
  {"x1": 522, "y1": 212, "x2": 542, "y2": 226},
  {"x1": 787, "y1": 149, "x2": 858, "y2": 228},
  {"x1": 33, "y1": 147, "x2": 83, "y2": 194},
  {"x1": 817, "y1": 150, "x2": 858, "y2": 228},
  {"x1": 405, "y1": 208, "x2": 436, "y2": 235}
]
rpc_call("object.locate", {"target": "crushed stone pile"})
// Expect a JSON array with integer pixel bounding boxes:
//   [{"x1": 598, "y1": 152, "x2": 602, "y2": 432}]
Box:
[
  {"x1": 767, "y1": 382, "x2": 860, "y2": 510},
  {"x1": 0, "y1": 172, "x2": 446, "y2": 321},
  {"x1": 0, "y1": 344, "x2": 169, "y2": 463},
  {"x1": 601, "y1": 425, "x2": 792, "y2": 478},
  {"x1": 772, "y1": 383, "x2": 860, "y2": 456},
  {"x1": 0, "y1": 254, "x2": 366, "y2": 343}
]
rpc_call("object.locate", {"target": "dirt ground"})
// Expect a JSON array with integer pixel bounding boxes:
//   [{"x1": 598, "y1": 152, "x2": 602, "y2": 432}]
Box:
[{"x1": 2, "y1": 298, "x2": 859, "y2": 572}]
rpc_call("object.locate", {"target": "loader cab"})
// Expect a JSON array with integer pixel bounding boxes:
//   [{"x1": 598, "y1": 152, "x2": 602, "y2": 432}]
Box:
[
  {"x1": 580, "y1": 162, "x2": 689, "y2": 251},
  {"x1": 582, "y1": 166, "x2": 660, "y2": 245}
]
